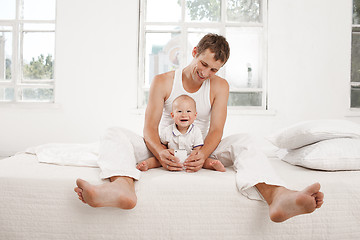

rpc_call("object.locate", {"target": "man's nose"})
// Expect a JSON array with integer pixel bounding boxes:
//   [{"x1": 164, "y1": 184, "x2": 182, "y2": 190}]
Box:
[{"x1": 202, "y1": 68, "x2": 211, "y2": 77}]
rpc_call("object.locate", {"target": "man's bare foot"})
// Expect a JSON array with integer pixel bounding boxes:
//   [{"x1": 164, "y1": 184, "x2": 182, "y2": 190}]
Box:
[
  {"x1": 203, "y1": 159, "x2": 226, "y2": 172},
  {"x1": 136, "y1": 157, "x2": 161, "y2": 171},
  {"x1": 74, "y1": 177, "x2": 137, "y2": 209},
  {"x1": 262, "y1": 182, "x2": 324, "y2": 222}
]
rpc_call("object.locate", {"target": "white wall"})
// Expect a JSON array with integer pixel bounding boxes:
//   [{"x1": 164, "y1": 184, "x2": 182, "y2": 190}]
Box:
[{"x1": 0, "y1": 0, "x2": 359, "y2": 156}]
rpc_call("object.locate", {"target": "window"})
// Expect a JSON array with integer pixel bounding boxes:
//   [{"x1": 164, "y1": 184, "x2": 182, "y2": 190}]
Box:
[
  {"x1": 352, "y1": 0, "x2": 360, "y2": 108},
  {"x1": 138, "y1": 0, "x2": 268, "y2": 108},
  {"x1": 0, "y1": 0, "x2": 56, "y2": 103}
]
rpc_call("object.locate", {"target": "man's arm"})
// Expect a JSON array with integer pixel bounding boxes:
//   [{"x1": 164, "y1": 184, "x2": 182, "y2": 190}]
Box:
[
  {"x1": 184, "y1": 77, "x2": 229, "y2": 172},
  {"x1": 143, "y1": 73, "x2": 182, "y2": 171}
]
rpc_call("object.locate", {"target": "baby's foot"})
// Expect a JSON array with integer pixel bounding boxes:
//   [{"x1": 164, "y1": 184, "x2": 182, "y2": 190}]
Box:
[
  {"x1": 136, "y1": 161, "x2": 149, "y2": 171},
  {"x1": 210, "y1": 160, "x2": 226, "y2": 172}
]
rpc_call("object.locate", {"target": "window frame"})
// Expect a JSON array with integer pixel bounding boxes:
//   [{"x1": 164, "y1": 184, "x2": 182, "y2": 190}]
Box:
[
  {"x1": 0, "y1": 0, "x2": 56, "y2": 103},
  {"x1": 138, "y1": 0, "x2": 268, "y2": 110}
]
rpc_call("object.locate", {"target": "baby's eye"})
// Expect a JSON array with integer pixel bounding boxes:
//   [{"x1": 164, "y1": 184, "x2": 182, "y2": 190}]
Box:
[
  {"x1": 187, "y1": 110, "x2": 191, "y2": 113},
  {"x1": 177, "y1": 110, "x2": 182, "y2": 113}
]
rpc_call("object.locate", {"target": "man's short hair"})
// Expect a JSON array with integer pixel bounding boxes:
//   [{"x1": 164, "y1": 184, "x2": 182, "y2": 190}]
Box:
[{"x1": 196, "y1": 33, "x2": 230, "y2": 64}]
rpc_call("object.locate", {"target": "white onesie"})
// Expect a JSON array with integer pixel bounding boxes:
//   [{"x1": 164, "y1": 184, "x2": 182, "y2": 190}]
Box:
[{"x1": 160, "y1": 123, "x2": 204, "y2": 163}]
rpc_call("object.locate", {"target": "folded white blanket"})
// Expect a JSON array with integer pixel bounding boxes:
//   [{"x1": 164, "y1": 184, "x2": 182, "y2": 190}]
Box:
[
  {"x1": 25, "y1": 143, "x2": 100, "y2": 167},
  {"x1": 23, "y1": 135, "x2": 278, "y2": 168}
]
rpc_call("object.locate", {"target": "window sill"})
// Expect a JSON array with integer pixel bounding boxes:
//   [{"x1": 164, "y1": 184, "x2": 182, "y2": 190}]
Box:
[
  {"x1": 0, "y1": 102, "x2": 62, "y2": 110},
  {"x1": 345, "y1": 109, "x2": 360, "y2": 117},
  {"x1": 131, "y1": 107, "x2": 277, "y2": 116},
  {"x1": 227, "y1": 108, "x2": 277, "y2": 116}
]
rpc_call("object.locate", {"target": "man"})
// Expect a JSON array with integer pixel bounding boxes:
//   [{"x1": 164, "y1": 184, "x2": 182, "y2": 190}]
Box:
[{"x1": 75, "y1": 33, "x2": 324, "y2": 222}]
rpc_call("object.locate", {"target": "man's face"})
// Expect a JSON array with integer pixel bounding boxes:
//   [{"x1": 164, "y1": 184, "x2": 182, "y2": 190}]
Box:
[
  {"x1": 171, "y1": 99, "x2": 197, "y2": 130},
  {"x1": 190, "y1": 48, "x2": 224, "y2": 83}
]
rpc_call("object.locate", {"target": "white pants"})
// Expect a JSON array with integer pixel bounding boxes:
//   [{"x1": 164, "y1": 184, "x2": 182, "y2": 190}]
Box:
[{"x1": 98, "y1": 127, "x2": 285, "y2": 201}]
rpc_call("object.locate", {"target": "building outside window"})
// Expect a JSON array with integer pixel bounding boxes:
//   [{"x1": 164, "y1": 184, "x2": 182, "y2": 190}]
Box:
[
  {"x1": 352, "y1": 0, "x2": 360, "y2": 109},
  {"x1": 0, "y1": 0, "x2": 56, "y2": 103},
  {"x1": 138, "y1": 0, "x2": 268, "y2": 108}
]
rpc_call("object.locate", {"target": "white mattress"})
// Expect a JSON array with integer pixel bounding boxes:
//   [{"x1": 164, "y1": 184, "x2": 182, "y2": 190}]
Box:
[{"x1": 1, "y1": 153, "x2": 360, "y2": 240}]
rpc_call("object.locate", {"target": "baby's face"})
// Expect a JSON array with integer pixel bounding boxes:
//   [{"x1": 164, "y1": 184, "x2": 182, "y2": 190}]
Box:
[{"x1": 171, "y1": 99, "x2": 197, "y2": 129}]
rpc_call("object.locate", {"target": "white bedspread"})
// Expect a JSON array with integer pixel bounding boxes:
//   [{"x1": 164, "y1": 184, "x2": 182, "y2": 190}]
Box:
[{"x1": 1, "y1": 153, "x2": 360, "y2": 240}]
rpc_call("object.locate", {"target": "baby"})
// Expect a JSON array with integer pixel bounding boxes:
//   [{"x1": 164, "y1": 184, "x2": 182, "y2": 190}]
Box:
[{"x1": 136, "y1": 94, "x2": 226, "y2": 172}]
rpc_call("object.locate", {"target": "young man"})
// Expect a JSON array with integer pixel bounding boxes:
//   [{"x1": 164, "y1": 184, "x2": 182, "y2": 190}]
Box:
[{"x1": 75, "y1": 33, "x2": 324, "y2": 222}]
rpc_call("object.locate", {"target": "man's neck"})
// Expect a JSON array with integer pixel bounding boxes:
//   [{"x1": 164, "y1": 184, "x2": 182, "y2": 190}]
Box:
[{"x1": 182, "y1": 66, "x2": 202, "y2": 93}]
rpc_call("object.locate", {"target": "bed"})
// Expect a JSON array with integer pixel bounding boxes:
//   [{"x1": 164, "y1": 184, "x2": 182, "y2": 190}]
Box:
[{"x1": 1, "y1": 151, "x2": 360, "y2": 240}]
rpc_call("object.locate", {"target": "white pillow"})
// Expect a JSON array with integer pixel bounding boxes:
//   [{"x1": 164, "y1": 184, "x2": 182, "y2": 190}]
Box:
[
  {"x1": 268, "y1": 119, "x2": 360, "y2": 150},
  {"x1": 281, "y1": 138, "x2": 360, "y2": 171}
]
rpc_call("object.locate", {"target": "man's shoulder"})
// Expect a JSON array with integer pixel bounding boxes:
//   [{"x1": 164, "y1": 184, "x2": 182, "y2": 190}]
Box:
[
  {"x1": 151, "y1": 71, "x2": 176, "y2": 97},
  {"x1": 153, "y1": 71, "x2": 175, "y2": 84},
  {"x1": 209, "y1": 75, "x2": 229, "y2": 93}
]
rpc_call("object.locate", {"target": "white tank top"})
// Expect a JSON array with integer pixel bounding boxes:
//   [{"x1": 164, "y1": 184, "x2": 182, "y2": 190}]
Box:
[{"x1": 159, "y1": 68, "x2": 212, "y2": 138}]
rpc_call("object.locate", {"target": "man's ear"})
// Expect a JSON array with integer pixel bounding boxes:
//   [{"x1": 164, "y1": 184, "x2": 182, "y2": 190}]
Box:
[{"x1": 192, "y1": 47, "x2": 198, "y2": 58}]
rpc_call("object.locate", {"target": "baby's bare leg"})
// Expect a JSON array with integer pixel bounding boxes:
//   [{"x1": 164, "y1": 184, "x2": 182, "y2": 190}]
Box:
[
  {"x1": 136, "y1": 157, "x2": 161, "y2": 171},
  {"x1": 203, "y1": 158, "x2": 226, "y2": 172}
]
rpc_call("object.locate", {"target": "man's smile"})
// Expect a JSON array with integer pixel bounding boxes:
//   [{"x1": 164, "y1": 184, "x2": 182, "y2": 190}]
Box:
[{"x1": 197, "y1": 71, "x2": 206, "y2": 80}]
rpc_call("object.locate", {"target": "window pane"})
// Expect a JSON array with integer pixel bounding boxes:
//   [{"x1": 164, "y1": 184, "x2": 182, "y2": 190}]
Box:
[
  {"x1": 21, "y1": 88, "x2": 54, "y2": 102},
  {"x1": 145, "y1": 32, "x2": 181, "y2": 87},
  {"x1": 227, "y1": 0, "x2": 260, "y2": 23},
  {"x1": 354, "y1": 0, "x2": 360, "y2": 24},
  {"x1": 351, "y1": 86, "x2": 360, "y2": 108},
  {"x1": 225, "y1": 27, "x2": 262, "y2": 89},
  {"x1": 146, "y1": 0, "x2": 181, "y2": 22},
  {"x1": 22, "y1": 32, "x2": 55, "y2": 80},
  {"x1": 22, "y1": 0, "x2": 56, "y2": 20},
  {"x1": 0, "y1": 0, "x2": 16, "y2": 19},
  {"x1": 228, "y1": 91, "x2": 262, "y2": 106},
  {"x1": 0, "y1": 87, "x2": 14, "y2": 101},
  {"x1": 23, "y1": 23, "x2": 55, "y2": 31},
  {"x1": 185, "y1": 0, "x2": 221, "y2": 22},
  {"x1": 0, "y1": 30, "x2": 12, "y2": 81},
  {"x1": 352, "y1": 28, "x2": 360, "y2": 82}
]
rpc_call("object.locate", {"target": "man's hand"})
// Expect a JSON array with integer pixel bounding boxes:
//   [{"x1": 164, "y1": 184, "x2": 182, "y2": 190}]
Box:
[
  {"x1": 158, "y1": 149, "x2": 183, "y2": 171},
  {"x1": 183, "y1": 148, "x2": 206, "y2": 172}
]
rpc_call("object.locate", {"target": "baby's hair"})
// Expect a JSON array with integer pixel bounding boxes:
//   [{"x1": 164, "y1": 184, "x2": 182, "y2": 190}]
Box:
[{"x1": 172, "y1": 95, "x2": 196, "y2": 111}]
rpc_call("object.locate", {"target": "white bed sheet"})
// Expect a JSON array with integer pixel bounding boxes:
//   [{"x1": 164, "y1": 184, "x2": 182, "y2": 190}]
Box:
[{"x1": 1, "y1": 153, "x2": 360, "y2": 240}]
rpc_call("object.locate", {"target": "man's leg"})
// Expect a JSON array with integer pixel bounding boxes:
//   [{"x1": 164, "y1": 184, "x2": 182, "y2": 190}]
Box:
[
  {"x1": 74, "y1": 127, "x2": 152, "y2": 209},
  {"x1": 211, "y1": 133, "x2": 324, "y2": 222}
]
